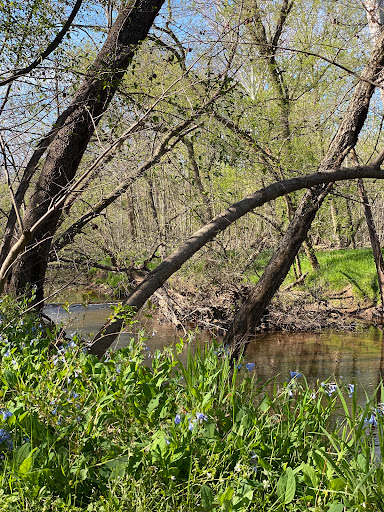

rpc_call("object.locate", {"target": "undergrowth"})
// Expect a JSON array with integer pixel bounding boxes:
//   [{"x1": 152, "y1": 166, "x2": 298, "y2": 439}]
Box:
[{"x1": 0, "y1": 296, "x2": 383, "y2": 510}]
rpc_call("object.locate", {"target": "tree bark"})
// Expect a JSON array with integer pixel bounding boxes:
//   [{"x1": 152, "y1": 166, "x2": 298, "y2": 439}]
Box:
[
  {"x1": 88, "y1": 163, "x2": 384, "y2": 358},
  {"x1": 3, "y1": 0, "x2": 165, "y2": 305},
  {"x1": 224, "y1": 28, "x2": 384, "y2": 355}
]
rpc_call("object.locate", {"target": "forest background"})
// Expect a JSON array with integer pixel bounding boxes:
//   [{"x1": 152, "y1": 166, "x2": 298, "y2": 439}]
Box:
[{"x1": 2, "y1": 0, "x2": 384, "y2": 354}]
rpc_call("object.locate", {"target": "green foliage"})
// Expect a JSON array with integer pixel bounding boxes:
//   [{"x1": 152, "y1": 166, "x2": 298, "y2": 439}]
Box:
[
  {"x1": 278, "y1": 248, "x2": 382, "y2": 303},
  {"x1": 0, "y1": 297, "x2": 384, "y2": 510}
]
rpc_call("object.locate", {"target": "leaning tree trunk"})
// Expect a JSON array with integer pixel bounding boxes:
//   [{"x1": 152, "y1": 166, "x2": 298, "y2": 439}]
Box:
[
  {"x1": 224, "y1": 28, "x2": 384, "y2": 357},
  {"x1": 3, "y1": 0, "x2": 165, "y2": 306},
  {"x1": 87, "y1": 164, "x2": 384, "y2": 358}
]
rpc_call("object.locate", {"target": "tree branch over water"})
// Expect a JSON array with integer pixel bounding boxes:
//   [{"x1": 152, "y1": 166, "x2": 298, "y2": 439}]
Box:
[{"x1": 89, "y1": 163, "x2": 384, "y2": 358}]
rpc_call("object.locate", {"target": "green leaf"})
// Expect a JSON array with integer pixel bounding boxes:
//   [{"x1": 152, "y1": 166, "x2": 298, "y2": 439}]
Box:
[
  {"x1": 203, "y1": 422, "x2": 216, "y2": 439},
  {"x1": 200, "y1": 484, "x2": 214, "y2": 510},
  {"x1": 301, "y1": 463, "x2": 318, "y2": 488},
  {"x1": 328, "y1": 503, "x2": 344, "y2": 512},
  {"x1": 277, "y1": 467, "x2": 296, "y2": 504},
  {"x1": 329, "y1": 478, "x2": 346, "y2": 491}
]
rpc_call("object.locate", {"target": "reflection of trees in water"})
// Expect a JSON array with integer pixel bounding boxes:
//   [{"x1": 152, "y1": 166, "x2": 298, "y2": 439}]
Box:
[
  {"x1": 246, "y1": 331, "x2": 382, "y2": 394},
  {"x1": 376, "y1": 328, "x2": 384, "y2": 402}
]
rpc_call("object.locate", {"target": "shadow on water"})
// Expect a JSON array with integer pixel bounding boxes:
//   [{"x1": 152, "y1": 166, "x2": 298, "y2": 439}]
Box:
[{"x1": 43, "y1": 302, "x2": 384, "y2": 403}]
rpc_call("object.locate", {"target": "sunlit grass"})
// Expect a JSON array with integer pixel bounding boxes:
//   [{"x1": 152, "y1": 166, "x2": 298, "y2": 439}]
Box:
[{"x1": 248, "y1": 248, "x2": 381, "y2": 303}]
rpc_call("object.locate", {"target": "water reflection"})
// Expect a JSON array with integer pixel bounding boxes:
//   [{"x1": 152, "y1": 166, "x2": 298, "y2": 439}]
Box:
[{"x1": 43, "y1": 303, "x2": 384, "y2": 401}]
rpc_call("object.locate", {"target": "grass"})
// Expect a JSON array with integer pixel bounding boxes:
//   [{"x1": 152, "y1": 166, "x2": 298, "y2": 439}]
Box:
[
  {"x1": 0, "y1": 295, "x2": 384, "y2": 510},
  {"x1": 248, "y1": 248, "x2": 382, "y2": 304}
]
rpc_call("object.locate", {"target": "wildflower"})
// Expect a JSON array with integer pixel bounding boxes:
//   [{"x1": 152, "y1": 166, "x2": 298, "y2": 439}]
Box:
[
  {"x1": 348, "y1": 384, "x2": 355, "y2": 397},
  {"x1": 165, "y1": 437, "x2": 170, "y2": 445},
  {"x1": 236, "y1": 364, "x2": 242, "y2": 369},
  {"x1": 365, "y1": 414, "x2": 378, "y2": 427},
  {"x1": 71, "y1": 392, "x2": 80, "y2": 399},
  {"x1": 289, "y1": 371, "x2": 302, "y2": 380},
  {"x1": 116, "y1": 364, "x2": 121, "y2": 374},
  {"x1": 4, "y1": 349, "x2": 10, "y2": 357},
  {"x1": 1, "y1": 410, "x2": 12, "y2": 421},
  {"x1": 188, "y1": 421, "x2": 195, "y2": 431},
  {"x1": 196, "y1": 412, "x2": 208, "y2": 422},
  {"x1": 321, "y1": 382, "x2": 337, "y2": 396},
  {"x1": 51, "y1": 408, "x2": 57, "y2": 416},
  {"x1": 311, "y1": 392, "x2": 316, "y2": 400},
  {"x1": 0, "y1": 428, "x2": 12, "y2": 450},
  {"x1": 246, "y1": 363, "x2": 255, "y2": 372},
  {"x1": 174, "y1": 414, "x2": 182, "y2": 425}
]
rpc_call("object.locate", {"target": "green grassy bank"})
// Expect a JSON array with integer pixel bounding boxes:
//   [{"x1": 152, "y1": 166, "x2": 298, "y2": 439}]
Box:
[
  {"x1": 247, "y1": 248, "x2": 383, "y2": 305},
  {"x1": 0, "y1": 297, "x2": 384, "y2": 510}
]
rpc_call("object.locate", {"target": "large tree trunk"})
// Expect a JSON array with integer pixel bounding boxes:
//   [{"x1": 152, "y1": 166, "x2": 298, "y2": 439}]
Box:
[
  {"x1": 224, "y1": 28, "x2": 384, "y2": 356},
  {"x1": 3, "y1": 0, "x2": 165, "y2": 305}
]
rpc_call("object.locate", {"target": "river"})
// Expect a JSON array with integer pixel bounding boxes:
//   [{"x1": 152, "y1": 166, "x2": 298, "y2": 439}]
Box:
[{"x1": 43, "y1": 302, "x2": 384, "y2": 404}]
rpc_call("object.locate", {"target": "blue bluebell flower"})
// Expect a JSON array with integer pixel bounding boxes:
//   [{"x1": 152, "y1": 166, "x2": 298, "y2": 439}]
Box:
[
  {"x1": 0, "y1": 428, "x2": 12, "y2": 449},
  {"x1": 348, "y1": 384, "x2": 355, "y2": 397},
  {"x1": 1, "y1": 410, "x2": 12, "y2": 421},
  {"x1": 322, "y1": 383, "x2": 337, "y2": 396},
  {"x1": 196, "y1": 412, "x2": 208, "y2": 422},
  {"x1": 165, "y1": 437, "x2": 170, "y2": 445},
  {"x1": 365, "y1": 414, "x2": 378, "y2": 427},
  {"x1": 246, "y1": 363, "x2": 255, "y2": 372},
  {"x1": 289, "y1": 371, "x2": 302, "y2": 380},
  {"x1": 174, "y1": 414, "x2": 181, "y2": 425},
  {"x1": 236, "y1": 364, "x2": 242, "y2": 369},
  {"x1": 71, "y1": 392, "x2": 80, "y2": 399},
  {"x1": 188, "y1": 421, "x2": 195, "y2": 431}
]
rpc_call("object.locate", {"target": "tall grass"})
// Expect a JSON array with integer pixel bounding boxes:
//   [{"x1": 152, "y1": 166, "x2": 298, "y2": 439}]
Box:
[{"x1": 0, "y1": 296, "x2": 384, "y2": 510}]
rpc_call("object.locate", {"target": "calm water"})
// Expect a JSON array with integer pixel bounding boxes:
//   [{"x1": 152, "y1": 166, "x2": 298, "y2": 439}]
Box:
[{"x1": 43, "y1": 303, "x2": 384, "y2": 401}]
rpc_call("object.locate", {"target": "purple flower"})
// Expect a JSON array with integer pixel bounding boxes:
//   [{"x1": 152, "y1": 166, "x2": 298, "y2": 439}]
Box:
[
  {"x1": 165, "y1": 437, "x2": 170, "y2": 445},
  {"x1": 289, "y1": 371, "x2": 302, "y2": 380},
  {"x1": 196, "y1": 412, "x2": 208, "y2": 422},
  {"x1": 246, "y1": 363, "x2": 255, "y2": 372},
  {"x1": 348, "y1": 384, "x2": 355, "y2": 397},
  {"x1": 188, "y1": 421, "x2": 195, "y2": 431},
  {"x1": 174, "y1": 414, "x2": 181, "y2": 425}
]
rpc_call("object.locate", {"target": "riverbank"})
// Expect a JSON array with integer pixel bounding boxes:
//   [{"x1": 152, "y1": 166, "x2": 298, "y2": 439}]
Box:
[{"x1": 46, "y1": 247, "x2": 384, "y2": 335}]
